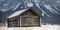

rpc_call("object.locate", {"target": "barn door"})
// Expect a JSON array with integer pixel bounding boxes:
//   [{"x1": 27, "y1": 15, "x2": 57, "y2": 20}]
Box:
[{"x1": 21, "y1": 16, "x2": 40, "y2": 27}]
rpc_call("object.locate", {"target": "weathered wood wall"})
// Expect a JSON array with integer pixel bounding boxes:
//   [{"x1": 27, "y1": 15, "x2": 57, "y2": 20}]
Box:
[{"x1": 20, "y1": 10, "x2": 40, "y2": 27}]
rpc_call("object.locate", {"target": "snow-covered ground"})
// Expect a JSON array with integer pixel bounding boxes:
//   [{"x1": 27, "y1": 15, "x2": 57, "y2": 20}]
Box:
[
  {"x1": 38, "y1": 24, "x2": 60, "y2": 30},
  {"x1": 0, "y1": 24, "x2": 60, "y2": 30}
]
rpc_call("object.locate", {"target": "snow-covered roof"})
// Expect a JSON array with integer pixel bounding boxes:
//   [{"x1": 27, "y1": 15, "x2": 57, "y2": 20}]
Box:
[{"x1": 8, "y1": 9, "x2": 28, "y2": 18}]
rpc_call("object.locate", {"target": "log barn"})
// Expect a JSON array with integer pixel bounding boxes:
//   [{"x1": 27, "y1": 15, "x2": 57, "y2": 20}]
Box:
[
  {"x1": 6, "y1": 7, "x2": 42, "y2": 27},
  {"x1": 0, "y1": 7, "x2": 42, "y2": 30}
]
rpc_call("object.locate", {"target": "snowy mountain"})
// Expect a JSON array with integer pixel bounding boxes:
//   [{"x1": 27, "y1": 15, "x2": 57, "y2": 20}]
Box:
[{"x1": 0, "y1": 0, "x2": 60, "y2": 12}]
